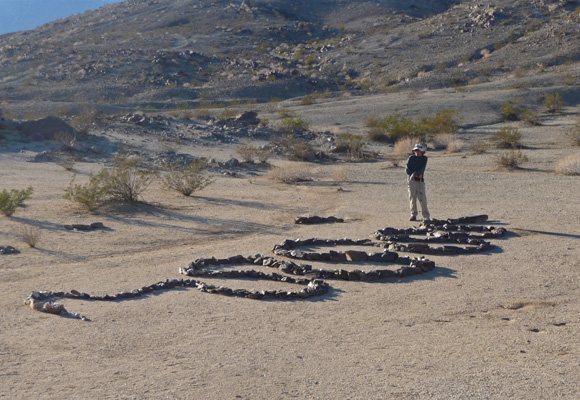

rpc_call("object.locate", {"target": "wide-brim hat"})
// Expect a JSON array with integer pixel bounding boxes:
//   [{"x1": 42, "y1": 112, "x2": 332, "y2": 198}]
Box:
[{"x1": 412, "y1": 144, "x2": 425, "y2": 152}]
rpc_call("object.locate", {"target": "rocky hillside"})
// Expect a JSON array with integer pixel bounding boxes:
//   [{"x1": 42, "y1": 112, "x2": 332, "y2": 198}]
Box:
[{"x1": 0, "y1": 0, "x2": 579, "y2": 112}]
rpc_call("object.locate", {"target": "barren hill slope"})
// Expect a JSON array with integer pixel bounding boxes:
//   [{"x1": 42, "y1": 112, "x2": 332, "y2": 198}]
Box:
[{"x1": 0, "y1": 0, "x2": 579, "y2": 110}]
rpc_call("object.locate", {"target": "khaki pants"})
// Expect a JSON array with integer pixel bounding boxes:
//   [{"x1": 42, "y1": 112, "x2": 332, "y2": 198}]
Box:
[{"x1": 408, "y1": 179, "x2": 430, "y2": 219}]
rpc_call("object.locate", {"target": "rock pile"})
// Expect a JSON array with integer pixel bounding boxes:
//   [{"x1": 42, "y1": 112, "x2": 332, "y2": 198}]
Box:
[{"x1": 0, "y1": 245, "x2": 19, "y2": 255}]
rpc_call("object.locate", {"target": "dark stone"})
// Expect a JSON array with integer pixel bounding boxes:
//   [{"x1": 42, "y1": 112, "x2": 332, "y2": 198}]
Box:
[
  {"x1": 0, "y1": 246, "x2": 19, "y2": 255},
  {"x1": 345, "y1": 250, "x2": 368, "y2": 262}
]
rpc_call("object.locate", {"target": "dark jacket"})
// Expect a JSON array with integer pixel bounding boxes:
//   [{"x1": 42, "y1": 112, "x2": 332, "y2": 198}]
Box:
[{"x1": 405, "y1": 155, "x2": 428, "y2": 177}]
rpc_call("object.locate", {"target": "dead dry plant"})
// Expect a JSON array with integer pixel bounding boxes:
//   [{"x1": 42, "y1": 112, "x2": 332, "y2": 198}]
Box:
[
  {"x1": 555, "y1": 154, "x2": 580, "y2": 175},
  {"x1": 431, "y1": 134, "x2": 463, "y2": 152},
  {"x1": 14, "y1": 224, "x2": 42, "y2": 248},
  {"x1": 388, "y1": 136, "x2": 415, "y2": 166},
  {"x1": 267, "y1": 164, "x2": 312, "y2": 184}
]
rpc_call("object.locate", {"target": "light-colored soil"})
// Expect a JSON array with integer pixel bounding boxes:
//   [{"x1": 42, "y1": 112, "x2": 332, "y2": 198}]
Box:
[{"x1": 1, "y1": 88, "x2": 580, "y2": 399}]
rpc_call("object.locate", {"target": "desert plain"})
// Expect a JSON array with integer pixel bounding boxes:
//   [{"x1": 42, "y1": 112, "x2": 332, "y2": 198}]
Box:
[{"x1": 1, "y1": 80, "x2": 580, "y2": 400}]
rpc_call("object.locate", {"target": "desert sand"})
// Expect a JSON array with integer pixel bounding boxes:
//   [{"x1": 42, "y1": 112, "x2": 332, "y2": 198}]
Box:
[{"x1": 1, "y1": 86, "x2": 580, "y2": 399}]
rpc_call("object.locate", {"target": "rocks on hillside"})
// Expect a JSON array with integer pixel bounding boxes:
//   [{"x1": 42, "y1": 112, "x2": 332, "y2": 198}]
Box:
[{"x1": 18, "y1": 116, "x2": 76, "y2": 141}]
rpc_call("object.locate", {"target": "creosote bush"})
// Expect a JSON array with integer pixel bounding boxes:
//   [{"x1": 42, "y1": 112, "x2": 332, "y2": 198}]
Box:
[
  {"x1": 366, "y1": 110, "x2": 460, "y2": 143},
  {"x1": 0, "y1": 187, "x2": 33, "y2": 217},
  {"x1": 279, "y1": 110, "x2": 309, "y2": 133},
  {"x1": 543, "y1": 92, "x2": 563, "y2": 114},
  {"x1": 64, "y1": 174, "x2": 108, "y2": 211},
  {"x1": 489, "y1": 127, "x2": 522, "y2": 148},
  {"x1": 64, "y1": 155, "x2": 157, "y2": 210},
  {"x1": 273, "y1": 134, "x2": 315, "y2": 161},
  {"x1": 501, "y1": 99, "x2": 526, "y2": 121},
  {"x1": 161, "y1": 159, "x2": 213, "y2": 196},
  {"x1": 101, "y1": 155, "x2": 157, "y2": 203},
  {"x1": 495, "y1": 149, "x2": 528, "y2": 169}
]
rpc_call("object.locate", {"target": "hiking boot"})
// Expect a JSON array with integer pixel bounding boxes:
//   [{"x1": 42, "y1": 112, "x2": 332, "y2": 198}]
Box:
[
  {"x1": 409, "y1": 216, "x2": 417, "y2": 221},
  {"x1": 424, "y1": 218, "x2": 431, "y2": 224}
]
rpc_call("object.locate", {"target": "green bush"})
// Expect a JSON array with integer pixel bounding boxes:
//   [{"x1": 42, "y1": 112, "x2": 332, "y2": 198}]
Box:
[
  {"x1": 100, "y1": 155, "x2": 157, "y2": 203},
  {"x1": 543, "y1": 92, "x2": 563, "y2": 113},
  {"x1": 367, "y1": 110, "x2": 460, "y2": 143},
  {"x1": 489, "y1": 127, "x2": 522, "y2": 148},
  {"x1": 501, "y1": 99, "x2": 526, "y2": 121},
  {"x1": 277, "y1": 134, "x2": 315, "y2": 161},
  {"x1": 161, "y1": 159, "x2": 213, "y2": 196},
  {"x1": 279, "y1": 111, "x2": 309, "y2": 132},
  {"x1": 417, "y1": 109, "x2": 460, "y2": 135},
  {"x1": 0, "y1": 187, "x2": 33, "y2": 217},
  {"x1": 64, "y1": 174, "x2": 108, "y2": 211}
]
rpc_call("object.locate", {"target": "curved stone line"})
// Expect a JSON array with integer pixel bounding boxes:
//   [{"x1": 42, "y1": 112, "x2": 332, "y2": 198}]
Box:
[
  {"x1": 24, "y1": 216, "x2": 497, "y2": 320},
  {"x1": 24, "y1": 255, "x2": 332, "y2": 320},
  {"x1": 183, "y1": 253, "x2": 435, "y2": 283}
]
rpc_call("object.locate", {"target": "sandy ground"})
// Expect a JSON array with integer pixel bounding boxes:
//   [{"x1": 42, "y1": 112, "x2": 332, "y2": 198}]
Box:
[{"x1": 1, "y1": 88, "x2": 580, "y2": 399}]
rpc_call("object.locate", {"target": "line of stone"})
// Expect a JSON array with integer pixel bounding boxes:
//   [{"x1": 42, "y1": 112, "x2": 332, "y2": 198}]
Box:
[{"x1": 24, "y1": 255, "x2": 333, "y2": 320}]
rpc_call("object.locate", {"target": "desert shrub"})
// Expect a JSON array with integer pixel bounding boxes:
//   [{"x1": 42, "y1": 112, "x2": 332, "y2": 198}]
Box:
[
  {"x1": 100, "y1": 155, "x2": 157, "y2": 203},
  {"x1": 14, "y1": 224, "x2": 42, "y2": 248},
  {"x1": 501, "y1": 99, "x2": 526, "y2": 121},
  {"x1": 279, "y1": 110, "x2": 309, "y2": 132},
  {"x1": 331, "y1": 166, "x2": 349, "y2": 182},
  {"x1": 161, "y1": 159, "x2": 213, "y2": 196},
  {"x1": 364, "y1": 115, "x2": 382, "y2": 128},
  {"x1": 267, "y1": 165, "x2": 312, "y2": 184},
  {"x1": 236, "y1": 144, "x2": 271, "y2": 163},
  {"x1": 301, "y1": 95, "x2": 316, "y2": 105},
  {"x1": 64, "y1": 174, "x2": 108, "y2": 211},
  {"x1": 336, "y1": 133, "x2": 365, "y2": 160},
  {"x1": 70, "y1": 108, "x2": 102, "y2": 135},
  {"x1": 431, "y1": 133, "x2": 457, "y2": 150},
  {"x1": 368, "y1": 110, "x2": 459, "y2": 143},
  {"x1": 54, "y1": 153, "x2": 76, "y2": 171},
  {"x1": 0, "y1": 187, "x2": 33, "y2": 217},
  {"x1": 417, "y1": 109, "x2": 460, "y2": 135},
  {"x1": 543, "y1": 92, "x2": 563, "y2": 113},
  {"x1": 446, "y1": 138, "x2": 463, "y2": 153},
  {"x1": 276, "y1": 134, "x2": 315, "y2": 161},
  {"x1": 52, "y1": 131, "x2": 76, "y2": 150},
  {"x1": 389, "y1": 137, "x2": 415, "y2": 166},
  {"x1": 376, "y1": 114, "x2": 416, "y2": 141},
  {"x1": 470, "y1": 139, "x2": 489, "y2": 154},
  {"x1": 367, "y1": 126, "x2": 390, "y2": 143},
  {"x1": 495, "y1": 150, "x2": 528, "y2": 169},
  {"x1": 217, "y1": 108, "x2": 237, "y2": 120},
  {"x1": 236, "y1": 144, "x2": 257, "y2": 163},
  {"x1": 489, "y1": 127, "x2": 522, "y2": 148},
  {"x1": 521, "y1": 109, "x2": 541, "y2": 125},
  {"x1": 568, "y1": 121, "x2": 580, "y2": 146},
  {"x1": 555, "y1": 154, "x2": 580, "y2": 175}
]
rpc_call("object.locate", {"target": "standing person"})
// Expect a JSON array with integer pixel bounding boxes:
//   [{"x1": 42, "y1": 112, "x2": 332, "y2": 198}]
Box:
[{"x1": 406, "y1": 143, "x2": 431, "y2": 222}]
